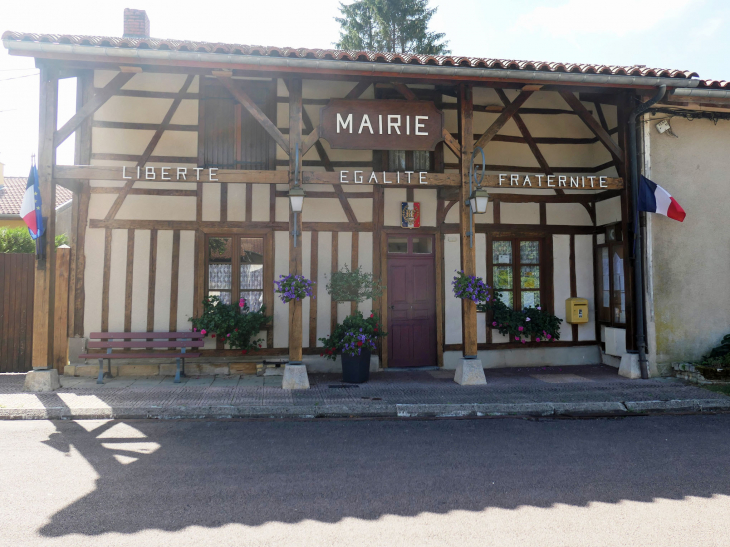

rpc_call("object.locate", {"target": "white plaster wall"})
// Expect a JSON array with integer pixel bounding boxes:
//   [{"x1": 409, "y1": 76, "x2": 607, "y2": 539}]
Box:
[
  {"x1": 107, "y1": 229, "x2": 128, "y2": 333},
  {"x1": 384, "y1": 188, "x2": 407, "y2": 226},
  {"x1": 553, "y1": 235, "x2": 572, "y2": 340},
  {"x1": 443, "y1": 346, "x2": 601, "y2": 369},
  {"x1": 302, "y1": 198, "x2": 349, "y2": 223},
  {"x1": 153, "y1": 231, "x2": 173, "y2": 332},
  {"x1": 153, "y1": 131, "x2": 197, "y2": 157},
  {"x1": 117, "y1": 196, "x2": 196, "y2": 221},
  {"x1": 82, "y1": 229, "x2": 105, "y2": 337},
  {"x1": 316, "y1": 231, "x2": 333, "y2": 344},
  {"x1": 444, "y1": 235, "x2": 462, "y2": 344},
  {"x1": 131, "y1": 230, "x2": 151, "y2": 332},
  {"x1": 275, "y1": 197, "x2": 289, "y2": 222},
  {"x1": 413, "y1": 188, "x2": 437, "y2": 226},
  {"x1": 596, "y1": 196, "x2": 622, "y2": 226},
  {"x1": 337, "y1": 232, "x2": 353, "y2": 323},
  {"x1": 202, "y1": 184, "x2": 221, "y2": 221},
  {"x1": 301, "y1": 232, "x2": 312, "y2": 348},
  {"x1": 88, "y1": 194, "x2": 115, "y2": 220},
  {"x1": 177, "y1": 231, "x2": 196, "y2": 331},
  {"x1": 273, "y1": 231, "x2": 289, "y2": 348},
  {"x1": 251, "y1": 184, "x2": 270, "y2": 221},
  {"x1": 357, "y1": 232, "x2": 374, "y2": 315},
  {"x1": 546, "y1": 203, "x2": 593, "y2": 226},
  {"x1": 349, "y1": 198, "x2": 374, "y2": 223},
  {"x1": 475, "y1": 233, "x2": 487, "y2": 344},
  {"x1": 501, "y1": 202, "x2": 540, "y2": 224},
  {"x1": 227, "y1": 184, "x2": 246, "y2": 221},
  {"x1": 92, "y1": 128, "x2": 153, "y2": 155},
  {"x1": 575, "y1": 234, "x2": 596, "y2": 341},
  {"x1": 95, "y1": 97, "x2": 172, "y2": 124}
]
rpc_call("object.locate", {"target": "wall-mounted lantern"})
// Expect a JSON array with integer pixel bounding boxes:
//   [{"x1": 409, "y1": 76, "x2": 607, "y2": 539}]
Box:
[{"x1": 465, "y1": 146, "x2": 489, "y2": 248}]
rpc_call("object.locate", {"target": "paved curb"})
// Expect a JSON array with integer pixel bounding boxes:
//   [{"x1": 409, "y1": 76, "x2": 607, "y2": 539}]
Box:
[{"x1": 1, "y1": 398, "x2": 729, "y2": 420}]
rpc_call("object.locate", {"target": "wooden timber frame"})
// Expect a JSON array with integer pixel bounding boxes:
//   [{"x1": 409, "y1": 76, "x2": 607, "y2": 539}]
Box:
[{"x1": 32, "y1": 54, "x2": 642, "y2": 371}]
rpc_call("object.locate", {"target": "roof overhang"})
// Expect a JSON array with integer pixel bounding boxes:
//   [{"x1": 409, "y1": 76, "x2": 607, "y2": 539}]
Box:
[{"x1": 4, "y1": 39, "x2": 705, "y2": 91}]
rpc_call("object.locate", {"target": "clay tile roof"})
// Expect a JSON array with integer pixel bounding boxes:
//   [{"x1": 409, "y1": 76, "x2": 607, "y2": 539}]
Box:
[
  {"x1": 1, "y1": 30, "x2": 705, "y2": 81},
  {"x1": 0, "y1": 177, "x2": 73, "y2": 216}
]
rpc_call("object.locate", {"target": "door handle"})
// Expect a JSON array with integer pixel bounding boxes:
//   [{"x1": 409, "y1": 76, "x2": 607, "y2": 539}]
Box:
[{"x1": 390, "y1": 305, "x2": 395, "y2": 310}]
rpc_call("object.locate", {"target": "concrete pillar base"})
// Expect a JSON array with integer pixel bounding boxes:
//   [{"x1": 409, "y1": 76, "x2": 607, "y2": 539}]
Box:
[
  {"x1": 282, "y1": 363, "x2": 310, "y2": 390},
  {"x1": 23, "y1": 369, "x2": 61, "y2": 392},
  {"x1": 454, "y1": 359, "x2": 487, "y2": 385},
  {"x1": 618, "y1": 353, "x2": 641, "y2": 379}
]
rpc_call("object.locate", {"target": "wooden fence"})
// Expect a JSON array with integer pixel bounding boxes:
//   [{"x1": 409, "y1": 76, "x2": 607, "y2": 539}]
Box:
[{"x1": 0, "y1": 253, "x2": 35, "y2": 372}]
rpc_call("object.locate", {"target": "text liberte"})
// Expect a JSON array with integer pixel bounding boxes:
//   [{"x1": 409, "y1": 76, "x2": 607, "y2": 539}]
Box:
[{"x1": 122, "y1": 166, "x2": 219, "y2": 181}]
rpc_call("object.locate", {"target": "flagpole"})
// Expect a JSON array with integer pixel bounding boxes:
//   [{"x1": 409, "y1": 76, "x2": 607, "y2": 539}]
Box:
[{"x1": 628, "y1": 85, "x2": 666, "y2": 379}]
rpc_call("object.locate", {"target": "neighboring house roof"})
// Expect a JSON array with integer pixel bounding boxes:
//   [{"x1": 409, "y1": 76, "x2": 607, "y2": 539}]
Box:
[
  {"x1": 6, "y1": 30, "x2": 727, "y2": 88},
  {"x1": 0, "y1": 177, "x2": 73, "y2": 216}
]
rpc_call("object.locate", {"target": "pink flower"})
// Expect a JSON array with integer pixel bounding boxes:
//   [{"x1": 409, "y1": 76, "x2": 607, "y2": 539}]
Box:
[
  {"x1": 518, "y1": 326, "x2": 524, "y2": 332},
  {"x1": 239, "y1": 298, "x2": 246, "y2": 308},
  {"x1": 537, "y1": 307, "x2": 542, "y2": 311},
  {"x1": 521, "y1": 339, "x2": 526, "y2": 344},
  {"x1": 193, "y1": 327, "x2": 197, "y2": 332},
  {"x1": 226, "y1": 333, "x2": 231, "y2": 338},
  {"x1": 492, "y1": 322, "x2": 497, "y2": 327},
  {"x1": 515, "y1": 336, "x2": 520, "y2": 341},
  {"x1": 201, "y1": 329, "x2": 207, "y2": 335},
  {"x1": 546, "y1": 334, "x2": 552, "y2": 340},
  {"x1": 536, "y1": 337, "x2": 541, "y2": 342}
]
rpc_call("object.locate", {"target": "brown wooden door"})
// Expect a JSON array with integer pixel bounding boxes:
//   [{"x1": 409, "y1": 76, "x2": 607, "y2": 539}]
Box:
[{"x1": 387, "y1": 236, "x2": 436, "y2": 368}]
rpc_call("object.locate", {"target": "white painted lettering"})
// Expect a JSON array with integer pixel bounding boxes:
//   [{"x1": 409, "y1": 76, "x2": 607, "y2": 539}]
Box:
[
  {"x1": 581, "y1": 176, "x2": 585, "y2": 188},
  {"x1": 208, "y1": 168, "x2": 218, "y2": 182},
  {"x1": 558, "y1": 176, "x2": 567, "y2": 187},
  {"x1": 383, "y1": 172, "x2": 392, "y2": 184},
  {"x1": 406, "y1": 115, "x2": 410, "y2": 135},
  {"x1": 145, "y1": 166, "x2": 155, "y2": 180},
  {"x1": 523, "y1": 175, "x2": 532, "y2": 187},
  {"x1": 588, "y1": 176, "x2": 596, "y2": 188},
  {"x1": 122, "y1": 166, "x2": 132, "y2": 180},
  {"x1": 136, "y1": 166, "x2": 141, "y2": 179},
  {"x1": 419, "y1": 172, "x2": 427, "y2": 184},
  {"x1": 510, "y1": 174, "x2": 519, "y2": 186},
  {"x1": 337, "y1": 113, "x2": 353, "y2": 134},
  {"x1": 570, "y1": 176, "x2": 579, "y2": 188},
  {"x1": 177, "y1": 168, "x2": 187, "y2": 181},
  {"x1": 599, "y1": 176, "x2": 608, "y2": 188},
  {"x1": 379, "y1": 115, "x2": 383, "y2": 134},
  {"x1": 194, "y1": 168, "x2": 204, "y2": 181},
  {"x1": 368, "y1": 171, "x2": 379, "y2": 184},
  {"x1": 397, "y1": 172, "x2": 401, "y2": 184},
  {"x1": 536, "y1": 175, "x2": 544, "y2": 187},
  {"x1": 405, "y1": 171, "x2": 414, "y2": 184},
  {"x1": 358, "y1": 115, "x2": 373, "y2": 134},
  {"x1": 387, "y1": 115, "x2": 401, "y2": 135},
  {"x1": 499, "y1": 174, "x2": 507, "y2": 186},
  {"x1": 161, "y1": 167, "x2": 171, "y2": 181},
  {"x1": 415, "y1": 116, "x2": 428, "y2": 135},
  {"x1": 354, "y1": 171, "x2": 363, "y2": 183},
  {"x1": 340, "y1": 170, "x2": 348, "y2": 183},
  {"x1": 547, "y1": 175, "x2": 555, "y2": 187}
]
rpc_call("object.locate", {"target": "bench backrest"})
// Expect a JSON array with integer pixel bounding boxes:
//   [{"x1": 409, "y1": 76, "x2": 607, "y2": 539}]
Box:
[{"x1": 88, "y1": 332, "x2": 204, "y2": 350}]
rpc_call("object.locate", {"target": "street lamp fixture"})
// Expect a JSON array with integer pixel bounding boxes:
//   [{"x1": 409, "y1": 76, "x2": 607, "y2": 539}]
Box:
[{"x1": 465, "y1": 146, "x2": 488, "y2": 248}]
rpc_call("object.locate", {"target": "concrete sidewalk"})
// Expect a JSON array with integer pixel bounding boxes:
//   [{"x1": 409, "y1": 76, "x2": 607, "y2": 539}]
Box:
[{"x1": 1, "y1": 365, "x2": 728, "y2": 420}]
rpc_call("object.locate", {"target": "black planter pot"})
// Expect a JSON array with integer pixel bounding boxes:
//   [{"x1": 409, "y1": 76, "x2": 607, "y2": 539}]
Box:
[{"x1": 341, "y1": 349, "x2": 371, "y2": 383}]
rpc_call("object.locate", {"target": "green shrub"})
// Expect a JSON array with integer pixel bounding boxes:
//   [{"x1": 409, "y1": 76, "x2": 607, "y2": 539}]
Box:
[
  {"x1": 189, "y1": 295, "x2": 271, "y2": 353},
  {"x1": 478, "y1": 294, "x2": 563, "y2": 343},
  {"x1": 0, "y1": 227, "x2": 69, "y2": 253},
  {"x1": 326, "y1": 265, "x2": 384, "y2": 303}
]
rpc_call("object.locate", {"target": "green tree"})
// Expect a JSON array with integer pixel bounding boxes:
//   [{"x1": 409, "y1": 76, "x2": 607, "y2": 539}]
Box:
[
  {"x1": 0, "y1": 227, "x2": 69, "y2": 253},
  {"x1": 335, "y1": 0, "x2": 450, "y2": 55}
]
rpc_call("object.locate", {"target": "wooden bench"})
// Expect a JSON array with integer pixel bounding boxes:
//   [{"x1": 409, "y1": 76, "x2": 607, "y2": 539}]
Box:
[{"x1": 79, "y1": 332, "x2": 204, "y2": 384}]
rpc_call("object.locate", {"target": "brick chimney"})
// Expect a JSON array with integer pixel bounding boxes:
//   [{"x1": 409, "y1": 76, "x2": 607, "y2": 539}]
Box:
[{"x1": 123, "y1": 9, "x2": 150, "y2": 38}]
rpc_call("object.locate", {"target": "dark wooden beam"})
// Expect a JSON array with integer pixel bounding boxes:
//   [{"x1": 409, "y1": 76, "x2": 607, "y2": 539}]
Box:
[
  {"x1": 474, "y1": 90, "x2": 534, "y2": 150},
  {"x1": 559, "y1": 91, "x2": 625, "y2": 162},
  {"x1": 54, "y1": 72, "x2": 135, "y2": 148},
  {"x1": 344, "y1": 80, "x2": 373, "y2": 100},
  {"x1": 218, "y1": 75, "x2": 289, "y2": 153}
]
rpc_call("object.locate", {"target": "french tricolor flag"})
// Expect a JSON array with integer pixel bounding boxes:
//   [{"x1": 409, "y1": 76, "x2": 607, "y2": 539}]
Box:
[
  {"x1": 638, "y1": 176, "x2": 686, "y2": 222},
  {"x1": 19, "y1": 164, "x2": 44, "y2": 239}
]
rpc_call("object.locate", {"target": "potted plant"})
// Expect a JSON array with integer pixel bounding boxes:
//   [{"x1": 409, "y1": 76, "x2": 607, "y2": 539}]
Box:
[
  {"x1": 274, "y1": 274, "x2": 315, "y2": 303},
  {"x1": 319, "y1": 311, "x2": 386, "y2": 383},
  {"x1": 479, "y1": 295, "x2": 563, "y2": 344},
  {"x1": 189, "y1": 295, "x2": 271, "y2": 354},
  {"x1": 326, "y1": 265, "x2": 384, "y2": 304}
]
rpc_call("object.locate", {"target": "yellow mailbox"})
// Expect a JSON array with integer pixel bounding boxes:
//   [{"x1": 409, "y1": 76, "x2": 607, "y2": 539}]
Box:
[{"x1": 565, "y1": 298, "x2": 589, "y2": 324}]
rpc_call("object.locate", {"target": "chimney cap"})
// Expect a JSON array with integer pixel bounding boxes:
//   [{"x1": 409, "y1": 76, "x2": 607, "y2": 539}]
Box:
[{"x1": 123, "y1": 8, "x2": 150, "y2": 39}]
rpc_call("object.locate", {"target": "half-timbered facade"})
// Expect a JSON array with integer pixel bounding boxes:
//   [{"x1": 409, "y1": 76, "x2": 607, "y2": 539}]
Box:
[{"x1": 5, "y1": 9, "x2": 729, "y2": 377}]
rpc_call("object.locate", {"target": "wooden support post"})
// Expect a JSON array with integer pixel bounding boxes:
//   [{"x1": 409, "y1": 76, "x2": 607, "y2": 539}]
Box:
[
  {"x1": 288, "y1": 77, "x2": 303, "y2": 363},
  {"x1": 32, "y1": 65, "x2": 58, "y2": 370},
  {"x1": 458, "y1": 85, "x2": 478, "y2": 358},
  {"x1": 53, "y1": 246, "x2": 71, "y2": 373}
]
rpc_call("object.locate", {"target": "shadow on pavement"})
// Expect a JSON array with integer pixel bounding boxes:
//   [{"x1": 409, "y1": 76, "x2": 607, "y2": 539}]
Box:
[{"x1": 35, "y1": 412, "x2": 730, "y2": 537}]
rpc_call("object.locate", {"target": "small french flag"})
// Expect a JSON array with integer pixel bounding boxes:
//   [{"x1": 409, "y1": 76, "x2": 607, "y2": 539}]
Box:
[
  {"x1": 638, "y1": 176, "x2": 686, "y2": 222},
  {"x1": 19, "y1": 164, "x2": 44, "y2": 239}
]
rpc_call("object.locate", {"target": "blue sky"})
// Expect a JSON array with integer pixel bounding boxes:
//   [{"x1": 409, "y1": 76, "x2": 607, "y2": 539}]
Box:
[{"x1": 1, "y1": 0, "x2": 728, "y2": 175}]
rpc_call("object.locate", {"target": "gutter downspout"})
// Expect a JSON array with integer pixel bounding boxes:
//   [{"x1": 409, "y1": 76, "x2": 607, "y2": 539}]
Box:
[{"x1": 628, "y1": 85, "x2": 666, "y2": 379}]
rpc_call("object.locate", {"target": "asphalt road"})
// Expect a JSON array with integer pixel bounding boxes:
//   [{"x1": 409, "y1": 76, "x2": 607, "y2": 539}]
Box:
[{"x1": 2, "y1": 415, "x2": 730, "y2": 547}]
